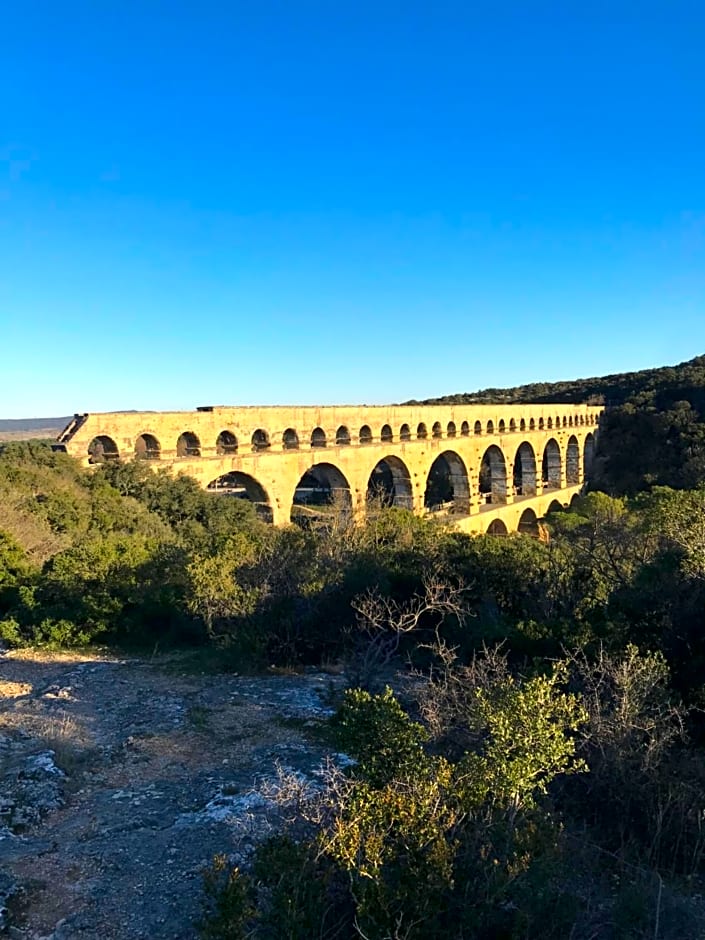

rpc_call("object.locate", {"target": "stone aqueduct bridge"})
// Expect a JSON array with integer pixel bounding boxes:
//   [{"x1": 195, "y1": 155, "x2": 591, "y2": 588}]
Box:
[{"x1": 56, "y1": 403, "x2": 603, "y2": 535}]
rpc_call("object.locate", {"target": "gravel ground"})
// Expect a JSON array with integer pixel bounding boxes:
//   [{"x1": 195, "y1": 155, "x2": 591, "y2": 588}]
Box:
[{"x1": 0, "y1": 650, "x2": 344, "y2": 939}]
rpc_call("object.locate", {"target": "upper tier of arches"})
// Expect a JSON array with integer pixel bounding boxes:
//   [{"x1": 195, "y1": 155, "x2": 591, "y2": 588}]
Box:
[{"x1": 86, "y1": 412, "x2": 602, "y2": 463}]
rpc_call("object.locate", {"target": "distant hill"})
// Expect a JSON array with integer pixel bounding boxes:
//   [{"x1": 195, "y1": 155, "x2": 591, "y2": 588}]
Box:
[
  {"x1": 409, "y1": 355, "x2": 705, "y2": 410},
  {"x1": 0, "y1": 417, "x2": 70, "y2": 442}
]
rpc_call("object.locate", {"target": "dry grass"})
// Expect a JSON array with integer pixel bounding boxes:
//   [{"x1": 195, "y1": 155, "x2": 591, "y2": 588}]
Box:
[{"x1": 35, "y1": 711, "x2": 98, "y2": 778}]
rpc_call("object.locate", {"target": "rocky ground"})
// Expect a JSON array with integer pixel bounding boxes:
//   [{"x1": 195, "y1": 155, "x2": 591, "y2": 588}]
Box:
[{"x1": 0, "y1": 650, "x2": 346, "y2": 939}]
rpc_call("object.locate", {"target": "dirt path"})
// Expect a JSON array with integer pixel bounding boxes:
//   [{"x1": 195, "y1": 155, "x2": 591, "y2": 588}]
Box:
[{"x1": 0, "y1": 650, "x2": 343, "y2": 939}]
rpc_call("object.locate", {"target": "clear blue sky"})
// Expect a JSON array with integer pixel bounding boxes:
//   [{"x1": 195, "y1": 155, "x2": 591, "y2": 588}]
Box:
[{"x1": 2, "y1": 1, "x2": 704, "y2": 417}]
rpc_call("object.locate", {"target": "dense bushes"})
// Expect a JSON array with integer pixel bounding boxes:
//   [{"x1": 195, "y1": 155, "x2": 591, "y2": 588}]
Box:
[
  {"x1": 4, "y1": 441, "x2": 705, "y2": 934},
  {"x1": 200, "y1": 648, "x2": 705, "y2": 938},
  {"x1": 3, "y1": 444, "x2": 705, "y2": 707}
]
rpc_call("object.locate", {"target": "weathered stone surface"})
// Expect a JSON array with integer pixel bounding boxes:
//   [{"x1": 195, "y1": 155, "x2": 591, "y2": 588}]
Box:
[{"x1": 0, "y1": 651, "x2": 346, "y2": 938}]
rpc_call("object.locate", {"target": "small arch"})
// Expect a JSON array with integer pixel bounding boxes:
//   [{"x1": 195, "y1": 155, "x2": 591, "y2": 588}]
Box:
[
  {"x1": 529, "y1": 418, "x2": 535, "y2": 431},
  {"x1": 461, "y1": 421, "x2": 470, "y2": 437},
  {"x1": 215, "y1": 430, "x2": 238, "y2": 456},
  {"x1": 336, "y1": 425, "x2": 351, "y2": 446},
  {"x1": 474, "y1": 420, "x2": 482, "y2": 435},
  {"x1": 291, "y1": 463, "x2": 352, "y2": 525},
  {"x1": 562, "y1": 416, "x2": 568, "y2": 428},
  {"x1": 135, "y1": 433, "x2": 161, "y2": 460},
  {"x1": 447, "y1": 421, "x2": 456, "y2": 438},
  {"x1": 584, "y1": 432, "x2": 596, "y2": 477},
  {"x1": 479, "y1": 445, "x2": 507, "y2": 504},
  {"x1": 498, "y1": 419, "x2": 506, "y2": 434},
  {"x1": 547, "y1": 499, "x2": 564, "y2": 515},
  {"x1": 519, "y1": 418, "x2": 526, "y2": 432},
  {"x1": 518, "y1": 507, "x2": 540, "y2": 537},
  {"x1": 579, "y1": 415, "x2": 585, "y2": 426},
  {"x1": 311, "y1": 427, "x2": 327, "y2": 448},
  {"x1": 487, "y1": 519, "x2": 508, "y2": 537},
  {"x1": 283, "y1": 428, "x2": 300, "y2": 450},
  {"x1": 432, "y1": 421, "x2": 443, "y2": 439},
  {"x1": 359, "y1": 425, "x2": 373, "y2": 445},
  {"x1": 566, "y1": 435, "x2": 580, "y2": 485},
  {"x1": 251, "y1": 429, "x2": 270, "y2": 452},
  {"x1": 207, "y1": 471, "x2": 272, "y2": 523},
  {"x1": 177, "y1": 431, "x2": 201, "y2": 458},
  {"x1": 424, "y1": 451, "x2": 471, "y2": 515},
  {"x1": 381, "y1": 424, "x2": 393, "y2": 443},
  {"x1": 568, "y1": 416, "x2": 574, "y2": 427},
  {"x1": 367, "y1": 456, "x2": 413, "y2": 509},
  {"x1": 555, "y1": 415, "x2": 561, "y2": 429},
  {"x1": 417, "y1": 422, "x2": 428, "y2": 440},
  {"x1": 540, "y1": 418, "x2": 546, "y2": 430},
  {"x1": 513, "y1": 442, "x2": 537, "y2": 497},
  {"x1": 509, "y1": 418, "x2": 516, "y2": 433},
  {"x1": 88, "y1": 435, "x2": 119, "y2": 463},
  {"x1": 399, "y1": 423, "x2": 411, "y2": 442},
  {"x1": 542, "y1": 439, "x2": 561, "y2": 488},
  {"x1": 486, "y1": 420, "x2": 494, "y2": 435}
]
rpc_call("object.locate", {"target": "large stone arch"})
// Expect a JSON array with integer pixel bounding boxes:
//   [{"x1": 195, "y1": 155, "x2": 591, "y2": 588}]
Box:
[
  {"x1": 512, "y1": 442, "x2": 537, "y2": 496},
  {"x1": 367, "y1": 455, "x2": 413, "y2": 509},
  {"x1": 207, "y1": 471, "x2": 273, "y2": 522},
  {"x1": 566, "y1": 435, "x2": 580, "y2": 485},
  {"x1": 291, "y1": 462, "x2": 352, "y2": 525},
  {"x1": 135, "y1": 433, "x2": 161, "y2": 460},
  {"x1": 479, "y1": 445, "x2": 507, "y2": 504},
  {"x1": 518, "y1": 507, "x2": 540, "y2": 536},
  {"x1": 584, "y1": 432, "x2": 595, "y2": 477},
  {"x1": 424, "y1": 451, "x2": 470, "y2": 515},
  {"x1": 88, "y1": 435, "x2": 119, "y2": 463},
  {"x1": 177, "y1": 431, "x2": 201, "y2": 458},
  {"x1": 542, "y1": 439, "x2": 561, "y2": 488},
  {"x1": 487, "y1": 519, "x2": 508, "y2": 536}
]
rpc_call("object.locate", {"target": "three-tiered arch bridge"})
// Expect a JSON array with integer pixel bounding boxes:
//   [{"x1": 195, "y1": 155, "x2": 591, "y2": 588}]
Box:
[{"x1": 55, "y1": 402, "x2": 603, "y2": 535}]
